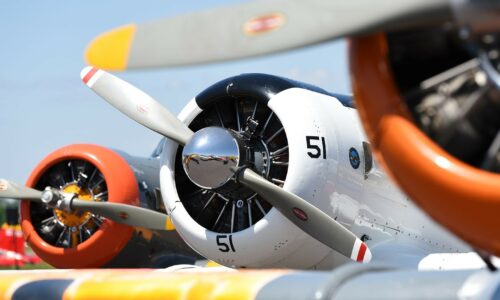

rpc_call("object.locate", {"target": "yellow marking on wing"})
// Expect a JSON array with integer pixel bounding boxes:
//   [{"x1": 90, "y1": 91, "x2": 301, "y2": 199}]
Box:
[
  {"x1": 63, "y1": 269, "x2": 288, "y2": 300},
  {"x1": 0, "y1": 269, "x2": 290, "y2": 300},
  {"x1": 84, "y1": 24, "x2": 136, "y2": 71}
]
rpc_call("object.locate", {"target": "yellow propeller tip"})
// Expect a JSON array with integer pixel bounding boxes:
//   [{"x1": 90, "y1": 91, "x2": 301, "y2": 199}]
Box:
[{"x1": 84, "y1": 24, "x2": 136, "y2": 71}]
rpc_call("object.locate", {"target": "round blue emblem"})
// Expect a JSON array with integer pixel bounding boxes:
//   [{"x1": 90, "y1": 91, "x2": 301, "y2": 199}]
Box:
[{"x1": 349, "y1": 147, "x2": 360, "y2": 169}]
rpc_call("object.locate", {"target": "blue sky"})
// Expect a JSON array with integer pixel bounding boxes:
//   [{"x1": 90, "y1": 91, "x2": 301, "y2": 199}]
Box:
[{"x1": 0, "y1": 1, "x2": 349, "y2": 184}]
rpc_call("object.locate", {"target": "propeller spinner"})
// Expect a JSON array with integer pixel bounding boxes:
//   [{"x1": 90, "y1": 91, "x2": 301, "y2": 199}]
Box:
[{"x1": 182, "y1": 127, "x2": 241, "y2": 190}]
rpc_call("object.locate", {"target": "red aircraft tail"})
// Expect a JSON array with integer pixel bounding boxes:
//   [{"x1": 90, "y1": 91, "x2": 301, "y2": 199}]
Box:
[{"x1": 0, "y1": 224, "x2": 42, "y2": 267}]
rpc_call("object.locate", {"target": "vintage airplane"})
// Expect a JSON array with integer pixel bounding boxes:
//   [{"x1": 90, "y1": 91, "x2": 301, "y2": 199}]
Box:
[
  {"x1": 2, "y1": 0, "x2": 498, "y2": 271},
  {"x1": 1, "y1": 0, "x2": 500, "y2": 298},
  {"x1": 0, "y1": 143, "x2": 201, "y2": 268},
  {"x1": 0, "y1": 64, "x2": 485, "y2": 271},
  {"x1": 2, "y1": 66, "x2": 498, "y2": 298},
  {"x1": 84, "y1": 0, "x2": 500, "y2": 260}
]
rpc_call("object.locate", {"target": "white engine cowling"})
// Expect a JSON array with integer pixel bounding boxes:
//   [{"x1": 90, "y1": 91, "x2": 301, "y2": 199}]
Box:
[{"x1": 159, "y1": 74, "x2": 371, "y2": 269}]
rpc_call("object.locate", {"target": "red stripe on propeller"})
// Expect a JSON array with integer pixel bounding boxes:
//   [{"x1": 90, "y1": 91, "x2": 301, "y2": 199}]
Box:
[
  {"x1": 356, "y1": 242, "x2": 367, "y2": 262},
  {"x1": 82, "y1": 67, "x2": 98, "y2": 84}
]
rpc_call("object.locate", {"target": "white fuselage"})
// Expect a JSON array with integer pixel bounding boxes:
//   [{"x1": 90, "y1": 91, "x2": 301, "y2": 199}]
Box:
[{"x1": 160, "y1": 87, "x2": 470, "y2": 270}]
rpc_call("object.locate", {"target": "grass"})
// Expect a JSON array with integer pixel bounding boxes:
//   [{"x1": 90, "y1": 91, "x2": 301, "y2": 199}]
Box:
[
  {"x1": 0, "y1": 261, "x2": 53, "y2": 270},
  {"x1": 0, "y1": 246, "x2": 54, "y2": 270}
]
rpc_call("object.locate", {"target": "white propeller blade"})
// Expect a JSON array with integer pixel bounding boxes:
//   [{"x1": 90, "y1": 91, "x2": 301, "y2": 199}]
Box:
[
  {"x1": 80, "y1": 66, "x2": 193, "y2": 145},
  {"x1": 235, "y1": 168, "x2": 371, "y2": 263},
  {"x1": 0, "y1": 179, "x2": 43, "y2": 201},
  {"x1": 71, "y1": 199, "x2": 170, "y2": 231},
  {"x1": 0, "y1": 179, "x2": 172, "y2": 231}
]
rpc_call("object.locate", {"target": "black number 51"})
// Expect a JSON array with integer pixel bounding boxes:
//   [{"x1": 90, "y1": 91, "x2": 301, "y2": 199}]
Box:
[
  {"x1": 306, "y1": 136, "x2": 326, "y2": 159},
  {"x1": 216, "y1": 234, "x2": 235, "y2": 252}
]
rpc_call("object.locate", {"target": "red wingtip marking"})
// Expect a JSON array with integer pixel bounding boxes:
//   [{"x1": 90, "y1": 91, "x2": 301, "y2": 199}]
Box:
[
  {"x1": 356, "y1": 242, "x2": 367, "y2": 262},
  {"x1": 83, "y1": 67, "x2": 98, "y2": 84}
]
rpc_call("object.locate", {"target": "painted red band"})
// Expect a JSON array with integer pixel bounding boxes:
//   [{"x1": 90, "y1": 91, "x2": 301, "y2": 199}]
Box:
[
  {"x1": 82, "y1": 67, "x2": 98, "y2": 84},
  {"x1": 292, "y1": 207, "x2": 308, "y2": 221},
  {"x1": 244, "y1": 14, "x2": 284, "y2": 35},
  {"x1": 356, "y1": 242, "x2": 367, "y2": 262}
]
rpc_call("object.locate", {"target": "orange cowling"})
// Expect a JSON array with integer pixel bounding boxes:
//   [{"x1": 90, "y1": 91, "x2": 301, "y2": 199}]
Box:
[
  {"x1": 21, "y1": 144, "x2": 138, "y2": 268},
  {"x1": 350, "y1": 34, "x2": 500, "y2": 256}
]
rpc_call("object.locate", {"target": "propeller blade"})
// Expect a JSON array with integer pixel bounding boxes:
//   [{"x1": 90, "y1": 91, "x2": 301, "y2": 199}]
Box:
[
  {"x1": 70, "y1": 199, "x2": 171, "y2": 231},
  {"x1": 85, "y1": 0, "x2": 450, "y2": 70},
  {"x1": 0, "y1": 179, "x2": 173, "y2": 231},
  {"x1": 235, "y1": 168, "x2": 371, "y2": 262},
  {"x1": 0, "y1": 179, "x2": 43, "y2": 201},
  {"x1": 80, "y1": 66, "x2": 193, "y2": 145}
]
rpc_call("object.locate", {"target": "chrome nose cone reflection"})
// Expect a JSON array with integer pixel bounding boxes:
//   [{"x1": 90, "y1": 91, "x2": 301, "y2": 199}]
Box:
[{"x1": 182, "y1": 127, "x2": 240, "y2": 189}]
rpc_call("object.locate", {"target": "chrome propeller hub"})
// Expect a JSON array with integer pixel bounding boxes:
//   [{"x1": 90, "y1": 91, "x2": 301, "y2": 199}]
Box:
[{"x1": 182, "y1": 127, "x2": 240, "y2": 189}]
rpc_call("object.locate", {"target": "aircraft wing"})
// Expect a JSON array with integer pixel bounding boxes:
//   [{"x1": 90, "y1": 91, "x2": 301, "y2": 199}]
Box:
[{"x1": 0, "y1": 265, "x2": 498, "y2": 299}]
